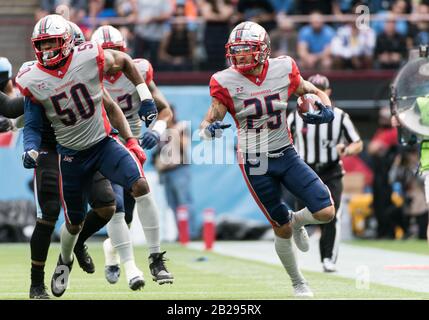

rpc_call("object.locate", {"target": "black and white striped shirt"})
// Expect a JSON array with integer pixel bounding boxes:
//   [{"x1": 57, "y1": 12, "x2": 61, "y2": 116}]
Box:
[{"x1": 287, "y1": 107, "x2": 361, "y2": 165}]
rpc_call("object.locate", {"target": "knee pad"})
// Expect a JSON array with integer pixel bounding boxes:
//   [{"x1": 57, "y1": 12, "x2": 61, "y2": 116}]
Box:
[
  {"x1": 37, "y1": 169, "x2": 61, "y2": 221},
  {"x1": 40, "y1": 201, "x2": 61, "y2": 221}
]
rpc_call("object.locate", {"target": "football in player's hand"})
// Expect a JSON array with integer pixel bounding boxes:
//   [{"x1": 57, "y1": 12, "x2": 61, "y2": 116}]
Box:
[{"x1": 297, "y1": 94, "x2": 321, "y2": 117}]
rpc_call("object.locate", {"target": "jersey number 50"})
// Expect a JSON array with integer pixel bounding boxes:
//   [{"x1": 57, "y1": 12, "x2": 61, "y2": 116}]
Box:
[{"x1": 51, "y1": 83, "x2": 95, "y2": 126}]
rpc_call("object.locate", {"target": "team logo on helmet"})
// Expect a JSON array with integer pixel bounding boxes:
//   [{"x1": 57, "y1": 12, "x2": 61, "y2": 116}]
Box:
[{"x1": 225, "y1": 21, "x2": 271, "y2": 72}]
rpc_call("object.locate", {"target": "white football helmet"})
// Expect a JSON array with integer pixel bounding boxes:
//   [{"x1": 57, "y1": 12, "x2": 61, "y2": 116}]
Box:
[
  {"x1": 225, "y1": 21, "x2": 271, "y2": 72},
  {"x1": 31, "y1": 14, "x2": 73, "y2": 67},
  {"x1": 68, "y1": 21, "x2": 85, "y2": 46},
  {"x1": 91, "y1": 25, "x2": 126, "y2": 51}
]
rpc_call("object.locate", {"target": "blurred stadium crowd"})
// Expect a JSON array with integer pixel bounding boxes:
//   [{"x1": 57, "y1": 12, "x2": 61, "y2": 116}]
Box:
[{"x1": 33, "y1": 0, "x2": 429, "y2": 71}]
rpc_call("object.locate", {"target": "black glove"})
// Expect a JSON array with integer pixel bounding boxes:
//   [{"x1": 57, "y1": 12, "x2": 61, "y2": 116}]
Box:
[
  {"x1": 140, "y1": 130, "x2": 160, "y2": 149},
  {"x1": 0, "y1": 116, "x2": 12, "y2": 133},
  {"x1": 22, "y1": 150, "x2": 38, "y2": 169},
  {"x1": 205, "y1": 121, "x2": 231, "y2": 138},
  {"x1": 301, "y1": 101, "x2": 334, "y2": 124},
  {"x1": 138, "y1": 99, "x2": 158, "y2": 128}
]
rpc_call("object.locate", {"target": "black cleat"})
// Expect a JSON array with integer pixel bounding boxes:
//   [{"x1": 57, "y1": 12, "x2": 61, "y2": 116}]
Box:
[
  {"x1": 148, "y1": 251, "x2": 174, "y2": 285},
  {"x1": 129, "y1": 275, "x2": 145, "y2": 291},
  {"x1": 51, "y1": 254, "x2": 73, "y2": 297},
  {"x1": 105, "y1": 265, "x2": 121, "y2": 284},
  {"x1": 29, "y1": 284, "x2": 50, "y2": 299},
  {"x1": 74, "y1": 244, "x2": 95, "y2": 274}
]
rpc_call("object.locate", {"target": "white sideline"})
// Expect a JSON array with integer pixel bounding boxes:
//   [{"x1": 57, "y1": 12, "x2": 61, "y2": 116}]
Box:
[{"x1": 188, "y1": 238, "x2": 429, "y2": 294}]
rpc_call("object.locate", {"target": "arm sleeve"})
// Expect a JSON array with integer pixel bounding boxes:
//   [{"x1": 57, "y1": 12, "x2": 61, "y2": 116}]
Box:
[
  {"x1": 23, "y1": 97, "x2": 43, "y2": 152},
  {"x1": 0, "y1": 91, "x2": 24, "y2": 118}
]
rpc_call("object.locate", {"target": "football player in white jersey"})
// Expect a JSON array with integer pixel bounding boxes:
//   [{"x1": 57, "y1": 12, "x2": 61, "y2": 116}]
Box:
[
  {"x1": 200, "y1": 22, "x2": 336, "y2": 297},
  {"x1": 90, "y1": 25, "x2": 174, "y2": 287},
  {"x1": 6, "y1": 21, "x2": 143, "y2": 298},
  {"x1": 18, "y1": 14, "x2": 173, "y2": 297}
]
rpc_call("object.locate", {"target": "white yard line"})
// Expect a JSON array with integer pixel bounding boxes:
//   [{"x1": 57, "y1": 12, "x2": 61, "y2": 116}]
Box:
[{"x1": 189, "y1": 238, "x2": 429, "y2": 294}]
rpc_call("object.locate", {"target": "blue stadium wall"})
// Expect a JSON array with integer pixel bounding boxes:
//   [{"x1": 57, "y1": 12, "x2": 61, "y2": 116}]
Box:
[{"x1": 0, "y1": 86, "x2": 268, "y2": 234}]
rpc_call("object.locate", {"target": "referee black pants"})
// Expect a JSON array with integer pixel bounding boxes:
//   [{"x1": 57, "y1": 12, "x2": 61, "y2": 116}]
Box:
[{"x1": 319, "y1": 175, "x2": 343, "y2": 262}]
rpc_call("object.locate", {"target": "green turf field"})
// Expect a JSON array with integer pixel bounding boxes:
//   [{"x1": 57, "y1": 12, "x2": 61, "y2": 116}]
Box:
[
  {"x1": 346, "y1": 239, "x2": 429, "y2": 256},
  {"x1": 0, "y1": 242, "x2": 427, "y2": 300}
]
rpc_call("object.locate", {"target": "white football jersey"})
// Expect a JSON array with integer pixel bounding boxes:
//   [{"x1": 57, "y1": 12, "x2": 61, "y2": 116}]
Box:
[
  {"x1": 103, "y1": 58, "x2": 153, "y2": 137},
  {"x1": 16, "y1": 41, "x2": 110, "y2": 151},
  {"x1": 210, "y1": 56, "x2": 301, "y2": 153}
]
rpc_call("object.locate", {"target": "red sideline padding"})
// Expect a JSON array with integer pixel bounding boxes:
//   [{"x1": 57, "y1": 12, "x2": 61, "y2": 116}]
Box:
[
  {"x1": 176, "y1": 205, "x2": 190, "y2": 245},
  {"x1": 203, "y1": 208, "x2": 215, "y2": 250}
]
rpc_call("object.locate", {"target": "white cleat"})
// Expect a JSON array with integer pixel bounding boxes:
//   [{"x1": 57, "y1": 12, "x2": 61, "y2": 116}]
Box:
[
  {"x1": 290, "y1": 212, "x2": 310, "y2": 252},
  {"x1": 293, "y1": 225, "x2": 310, "y2": 252},
  {"x1": 293, "y1": 282, "x2": 314, "y2": 298},
  {"x1": 128, "y1": 275, "x2": 145, "y2": 291},
  {"x1": 322, "y1": 258, "x2": 337, "y2": 273}
]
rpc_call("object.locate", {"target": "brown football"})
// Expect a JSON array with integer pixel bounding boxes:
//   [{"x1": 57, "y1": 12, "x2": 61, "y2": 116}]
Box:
[{"x1": 297, "y1": 94, "x2": 321, "y2": 117}]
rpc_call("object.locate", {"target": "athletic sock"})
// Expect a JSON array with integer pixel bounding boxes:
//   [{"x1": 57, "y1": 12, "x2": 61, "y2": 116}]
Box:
[
  {"x1": 60, "y1": 223, "x2": 78, "y2": 264},
  {"x1": 274, "y1": 235, "x2": 306, "y2": 286},
  {"x1": 103, "y1": 238, "x2": 120, "y2": 266},
  {"x1": 135, "y1": 193, "x2": 161, "y2": 254},
  {"x1": 30, "y1": 222, "x2": 55, "y2": 286},
  {"x1": 31, "y1": 264, "x2": 45, "y2": 287},
  {"x1": 75, "y1": 209, "x2": 109, "y2": 249},
  {"x1": 292, "y1": 207, "x2": 327, "y2": 228},
  {"x1": 107, "y1": 212, "x2": 141, "y2": 281}
]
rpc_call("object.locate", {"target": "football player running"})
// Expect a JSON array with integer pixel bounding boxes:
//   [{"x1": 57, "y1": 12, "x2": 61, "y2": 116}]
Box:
[
  {"x1": 17, "y1": 14, "x2": 172, "y2": 298},
  {"x1": 90, "y1": 25, "x2": 174, "y2": 287},
  {"x1": 0, "y1": 23, "x2": 121, "y2": 299},
  {"x1": 200, "y1": 22, "x2": 335, "y2": 297}
]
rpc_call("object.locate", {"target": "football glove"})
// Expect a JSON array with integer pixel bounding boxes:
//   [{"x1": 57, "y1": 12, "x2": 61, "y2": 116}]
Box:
[
  {"x1": 125, "y1": 138, "x2": 146, "y2": 165},
  {"x1": 22, "y1": 150, "x2": 39, "y2": 169},
  {"x1": 138, "y1": 99, "x2": 158, "y2": 128},
  {"x1": 205, "y1": 121, "x2": 231, "y2": 138},
  {"x1": 140, "y1": 130, "x2": 160, "y2": 150},
  {"x1": 301, "y1": 101, "x2": 334, "y2": 125},
  {"x1": 0, "y1": 116, "x2": 12, "y2": 133}
]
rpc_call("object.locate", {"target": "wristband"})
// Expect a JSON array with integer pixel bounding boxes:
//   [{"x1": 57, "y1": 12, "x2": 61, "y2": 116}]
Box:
[
  {"x1": 152, "y1": 120, "x2": 167, "y2": 135},
  {"x1": 136, "y1": 83, "x2": 152, "y2": 101}
]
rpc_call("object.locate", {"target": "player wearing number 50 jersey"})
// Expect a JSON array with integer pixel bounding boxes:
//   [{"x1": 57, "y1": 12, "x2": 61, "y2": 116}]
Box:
[
  {"x1": 90, "y1": 25, "x2": 173, "y2": 286},
  {"x1": 12, "y1": 22, "x2": 122, "y2": 299},
  {"x1": 17, "y1": 14, "x2": 172, "y2": 297},
  {"x1": 200, "y1": 21, "x2": 335, "y2": 297}
]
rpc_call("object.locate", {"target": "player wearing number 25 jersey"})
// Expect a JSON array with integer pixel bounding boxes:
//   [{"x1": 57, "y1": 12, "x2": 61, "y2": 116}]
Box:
[
  {"x1": 200, "y1": 21, "x2": 335, "y2": 297},
  {"x1": 17, "y1": 14, "x2": 172, "y2": 298}
]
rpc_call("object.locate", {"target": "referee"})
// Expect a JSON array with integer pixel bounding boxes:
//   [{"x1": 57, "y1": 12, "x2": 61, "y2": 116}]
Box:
[{"x1": 287, "y1": 74, "x2": 363, "y2": 272}]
